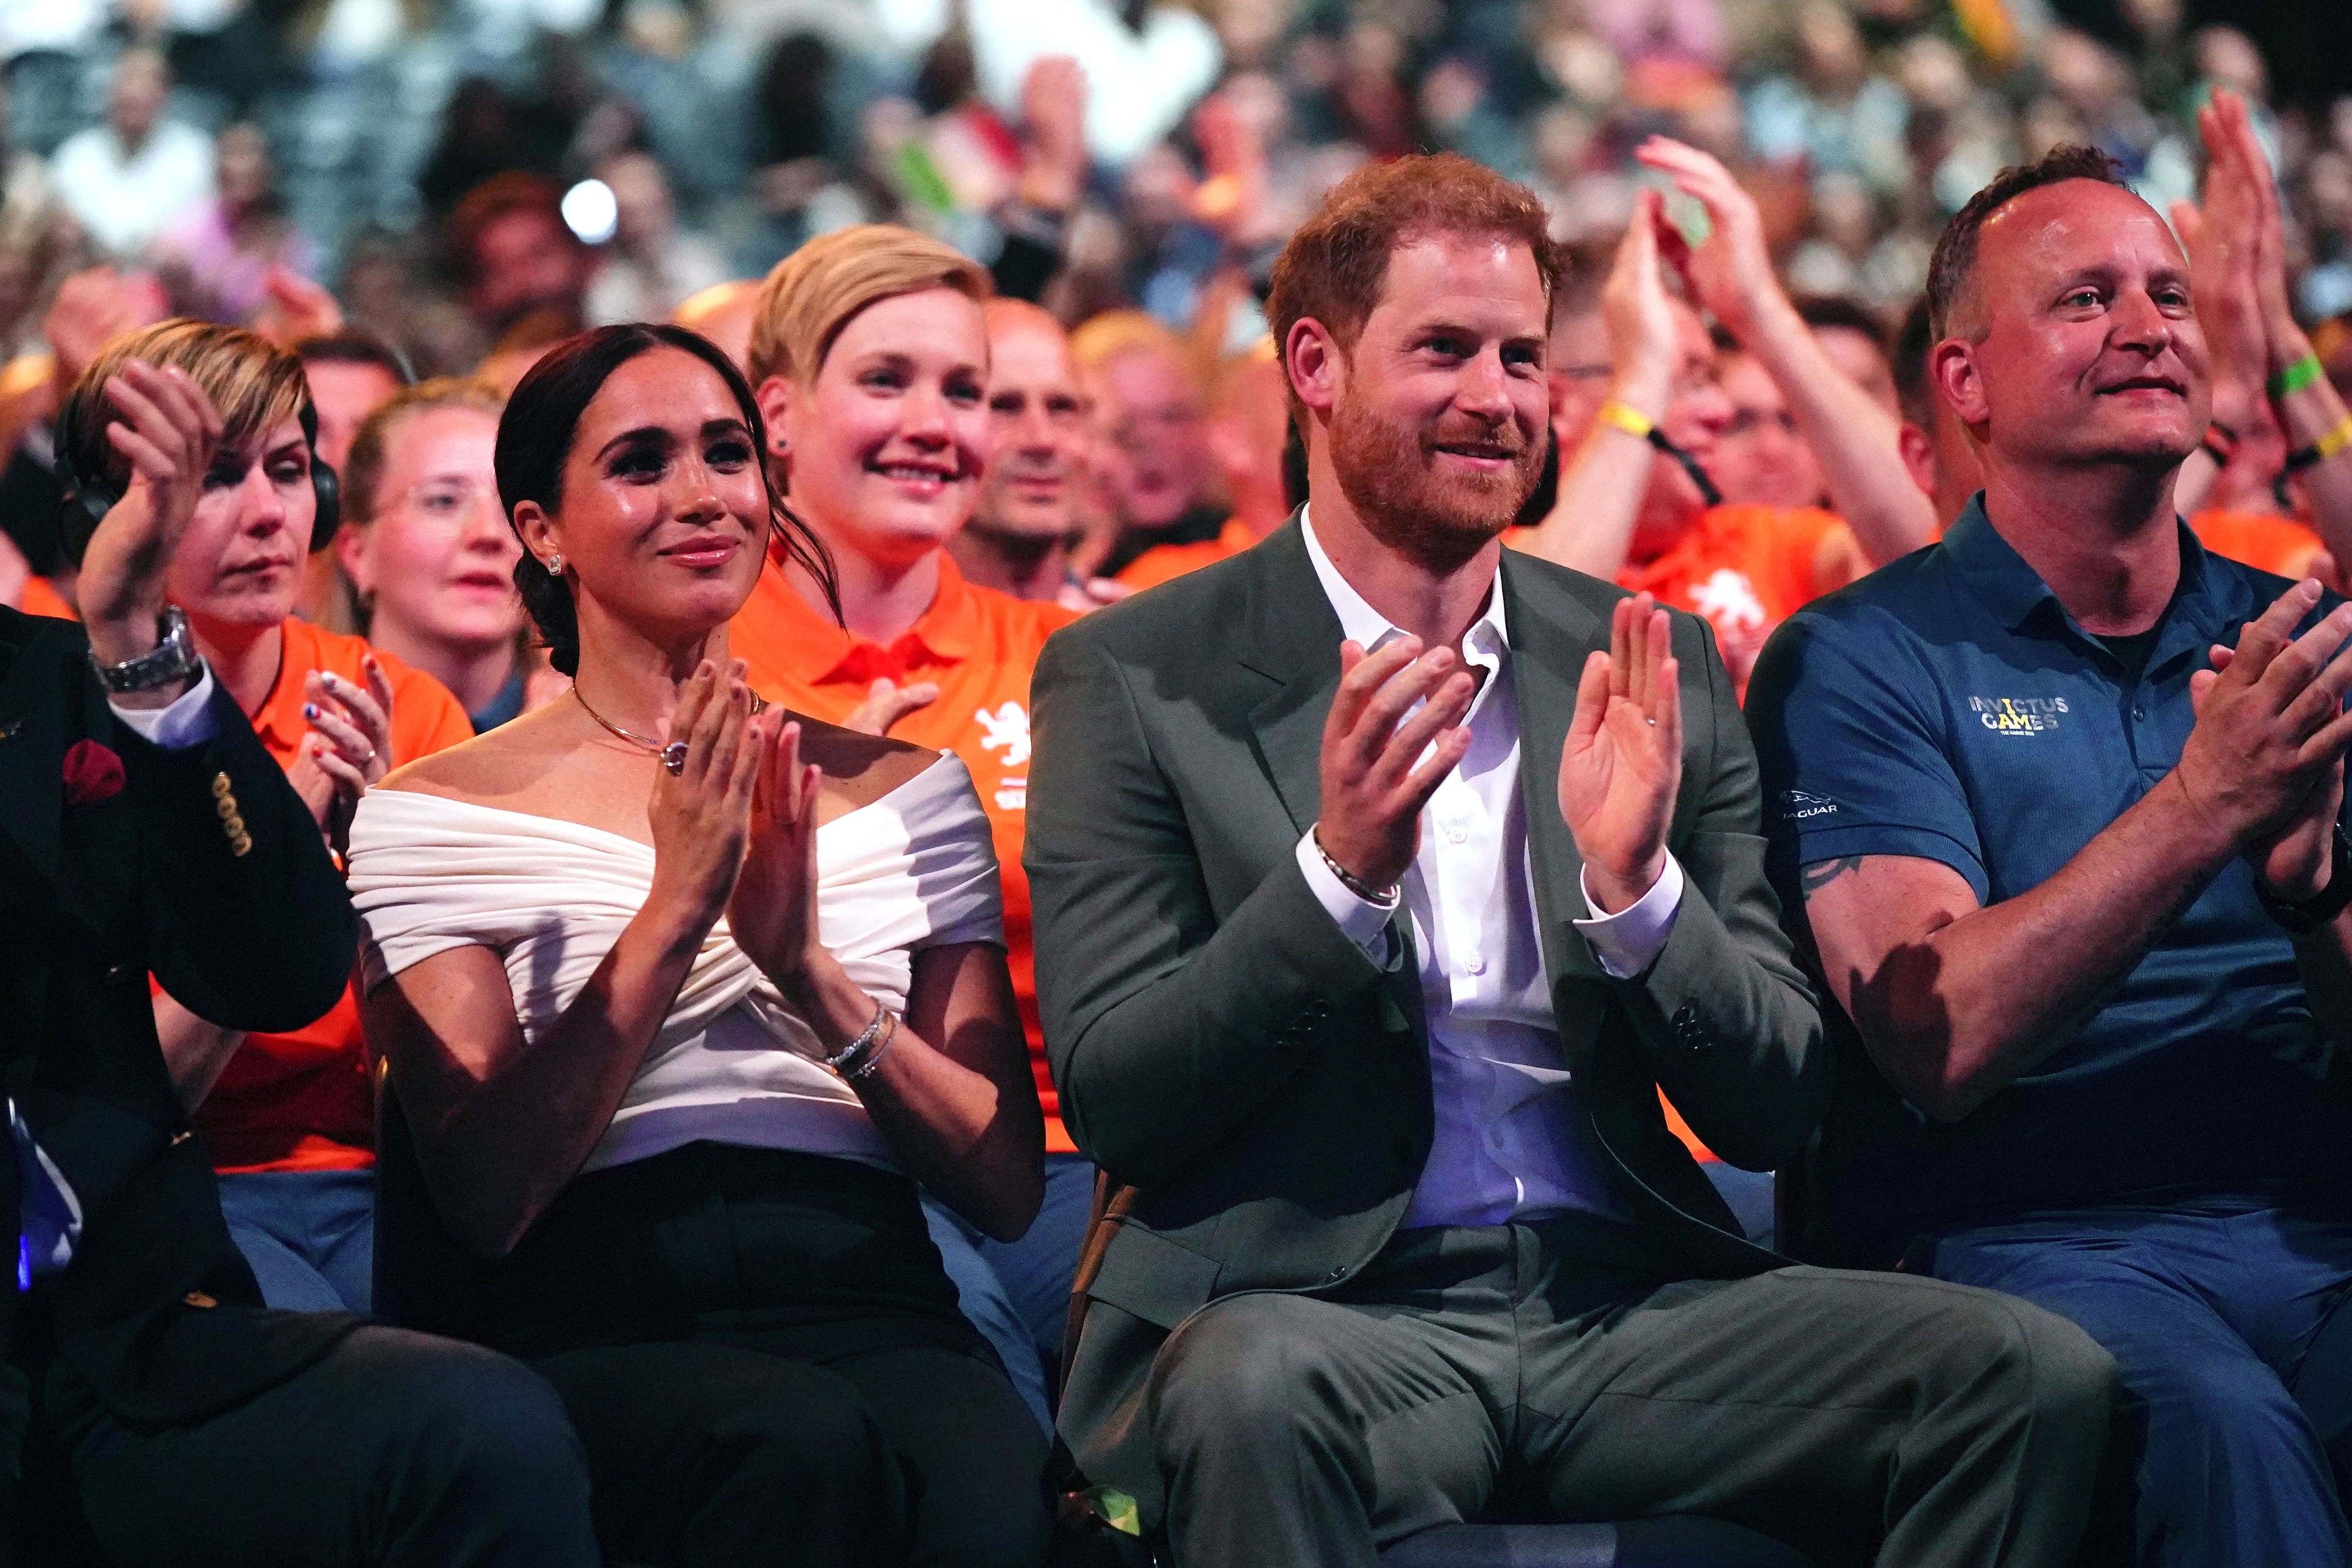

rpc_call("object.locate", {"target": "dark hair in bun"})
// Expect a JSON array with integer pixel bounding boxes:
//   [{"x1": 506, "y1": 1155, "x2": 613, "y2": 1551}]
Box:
[{"x1": 496, "y1": 322, "x2": 836, "y2": 676}]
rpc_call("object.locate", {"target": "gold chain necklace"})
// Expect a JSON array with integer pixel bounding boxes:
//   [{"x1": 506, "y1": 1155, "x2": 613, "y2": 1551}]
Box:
[{"x1": 572, "y1": 686, "x2": 767, "y2": 774}]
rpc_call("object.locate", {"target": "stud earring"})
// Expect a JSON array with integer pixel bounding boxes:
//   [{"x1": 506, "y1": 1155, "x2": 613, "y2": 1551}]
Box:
[{"x1": 547, "y1": 553, "x2": 566, "y2": 575}]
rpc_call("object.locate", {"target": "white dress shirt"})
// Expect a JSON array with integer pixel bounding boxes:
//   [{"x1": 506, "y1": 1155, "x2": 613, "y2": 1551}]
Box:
[{"x1": 1293, "y1": 511, "x2": 1686, "y2": 1229}]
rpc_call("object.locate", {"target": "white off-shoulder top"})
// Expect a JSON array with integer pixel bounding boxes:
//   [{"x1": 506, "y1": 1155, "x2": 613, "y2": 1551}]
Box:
[{"x1": 346, "y1": 753, "x2": 1004, "y2": 1176}]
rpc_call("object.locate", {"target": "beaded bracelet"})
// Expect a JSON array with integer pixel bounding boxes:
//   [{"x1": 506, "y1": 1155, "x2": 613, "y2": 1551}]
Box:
[
  {"x1": 1311, "y1": 826, "x2": 1402, "y2": 910},
  {"x1": 844, "y1": 1009, "x2": 900, "y2": 1081},
  {"x1": 824, "y1": 998, "x2": 893, "y2": 1074}
]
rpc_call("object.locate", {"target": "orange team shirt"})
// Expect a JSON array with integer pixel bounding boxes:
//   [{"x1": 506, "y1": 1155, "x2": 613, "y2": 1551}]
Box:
[
  {"x1": 2191, "y1": 509, "x2": 2323, "y2": 581},
  {"x1": 19, "y1": 576, "x2": 75, "y2": 619},
  {"x1": 1115, "y1": 517, "x2": 1259, "y2": 592},
  {"x1": 729, "y1": 550, "x2": 1084, "y2": 1154},
  {"x1": 1509, "y1": 503, "x2": 1858, "y2": 701},
  {"x1": 185, "y1": 617, "x2": 473, "y2": 1172}
]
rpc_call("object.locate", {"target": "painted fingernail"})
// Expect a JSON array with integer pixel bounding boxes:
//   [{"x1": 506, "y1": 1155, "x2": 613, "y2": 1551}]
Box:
[{"x1": 303, "y1": 703, "x2": 318, "y2": 719}]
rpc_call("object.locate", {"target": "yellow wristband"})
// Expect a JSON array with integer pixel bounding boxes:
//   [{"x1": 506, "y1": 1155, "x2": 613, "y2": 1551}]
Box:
[
  {"x1": 2317, "y1": 416, "x2": 2352, "y2": 463},
  {"x1": 1597, "y1": 399, "x2": 1656, "y2": 440}
]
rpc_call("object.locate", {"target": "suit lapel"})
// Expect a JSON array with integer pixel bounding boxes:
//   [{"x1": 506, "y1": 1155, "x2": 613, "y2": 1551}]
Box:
[
  {"x1": 1239, "y1": 518, "x2": 1345, "y2": 837},
  {"x1": 1501, "y1": 553, "x2": 1609, "y2": 998}
]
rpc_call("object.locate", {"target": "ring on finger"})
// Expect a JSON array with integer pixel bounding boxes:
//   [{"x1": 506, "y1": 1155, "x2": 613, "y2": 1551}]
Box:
[{"x1": 662, "y1": 740, "x2": 689, "y2": 775}]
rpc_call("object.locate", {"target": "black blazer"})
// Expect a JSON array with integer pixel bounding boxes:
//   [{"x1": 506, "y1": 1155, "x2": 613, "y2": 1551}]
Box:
[
  {"x1": 0, "y1": 607, "x2": 361, "y2": 1430},
  {"x1": 1024, "y1": 520, "x2": 1826, "y2": 1520}
]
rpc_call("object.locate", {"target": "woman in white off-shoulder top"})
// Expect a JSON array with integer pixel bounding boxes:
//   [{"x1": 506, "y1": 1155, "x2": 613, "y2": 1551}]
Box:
[{"x1": 347, "y1": 323, "x2": 1050, "y2": 1568}]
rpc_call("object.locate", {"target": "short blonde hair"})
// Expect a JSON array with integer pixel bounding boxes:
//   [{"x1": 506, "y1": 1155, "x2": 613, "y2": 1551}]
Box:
[
  {"x1": 1068, "y1": 309, "x2": 1202, "y2": 391},
  {"x1": 61, "y1": 319, "x2": 310, "y2": 490},
  {"x1": 343, "y1": 376, "x2": 506, "y2": 524},
  {"x1": 747, "y1": 225, "x2": 992, "y2": 389}
]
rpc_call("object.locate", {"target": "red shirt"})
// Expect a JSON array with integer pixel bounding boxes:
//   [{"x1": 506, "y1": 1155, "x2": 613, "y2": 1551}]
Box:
[
  {"x1": 190, "y1": 618, "x2": 473, "y2": 1172},
  {"x1": 730, "y1": 550, "x2": 1083, "y2": 1152}
]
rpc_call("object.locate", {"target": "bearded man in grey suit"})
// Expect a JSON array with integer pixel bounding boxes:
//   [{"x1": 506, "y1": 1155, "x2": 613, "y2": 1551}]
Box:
[{"x1": 1024, "y1": 152, "x2": 2119, "y2": 1568}]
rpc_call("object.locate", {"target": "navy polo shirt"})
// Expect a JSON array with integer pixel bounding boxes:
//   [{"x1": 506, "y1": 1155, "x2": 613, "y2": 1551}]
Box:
[{"x1": 1747, "y1": 497, "x2": 2352, "y2": 1264}]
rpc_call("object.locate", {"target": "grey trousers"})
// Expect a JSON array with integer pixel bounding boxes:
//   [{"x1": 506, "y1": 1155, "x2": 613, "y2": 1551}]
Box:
[{"x1": 1146, "y1": 1217, "x2": 2118, "y2": 1568}]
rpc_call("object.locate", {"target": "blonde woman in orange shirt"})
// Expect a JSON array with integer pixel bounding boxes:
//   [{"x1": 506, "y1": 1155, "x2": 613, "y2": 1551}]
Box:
[{"x1": 728, "y1": 225, "x2": 1091, "y2": 1430}]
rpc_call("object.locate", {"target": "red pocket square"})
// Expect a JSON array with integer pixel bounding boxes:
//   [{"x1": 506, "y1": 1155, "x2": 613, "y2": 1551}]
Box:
[{"x1": 63, "y1": 738, "x2": 125, "y2": 806}]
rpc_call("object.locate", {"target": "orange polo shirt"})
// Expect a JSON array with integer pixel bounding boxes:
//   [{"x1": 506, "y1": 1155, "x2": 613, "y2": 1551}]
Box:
[
  {"x1": 1509, "y1": 503, "x2": 1860, "y2": 700},
  {"x1": 1116, "y1": 518, "x2": 1258, "y2": 592},
  {"x1": 190, "y1": 617, "x2": 473, "y2": 1172},
  {"x1": 2190, "y1": 509, "x2": 2323, "y2": 581},
  {"x1": 731, "y1": 550, "x2": 1083, "y2": 1154}
]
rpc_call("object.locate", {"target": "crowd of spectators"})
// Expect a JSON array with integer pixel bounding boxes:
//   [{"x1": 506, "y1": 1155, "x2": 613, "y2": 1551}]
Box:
[
  {"x1": 15, "y1": 0, "x2": 2352, "y2": 1560},
  {"x1": 0, "y1": 0, "x2": 2342, "y2": 380}
]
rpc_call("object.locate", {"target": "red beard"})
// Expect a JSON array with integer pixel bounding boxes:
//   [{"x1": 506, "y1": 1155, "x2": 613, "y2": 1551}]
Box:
[{"x1": 1329, "y1": 389, "x2": 1543, "y2": 573}]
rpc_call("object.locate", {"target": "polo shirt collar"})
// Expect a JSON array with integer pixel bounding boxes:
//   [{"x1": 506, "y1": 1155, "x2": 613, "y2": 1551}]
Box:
[
  {"x1": 1944, "y1": 491, "x2": 2231, "y2": 674},
  {"x1": 774, "y1": 539, "x2": 981, "y2": 684}
]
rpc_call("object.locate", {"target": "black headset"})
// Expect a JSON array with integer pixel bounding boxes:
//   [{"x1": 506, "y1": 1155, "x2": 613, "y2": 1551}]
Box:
[{"x1": 56, "y1": 394, "x2": 341, "y2": 569}]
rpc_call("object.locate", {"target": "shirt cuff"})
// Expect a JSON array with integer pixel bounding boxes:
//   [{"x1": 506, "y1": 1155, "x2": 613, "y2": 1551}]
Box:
[
  {"x1": 109, "y1": 666, "x2": 218, "y2": 750},
  {"x1": 1295, "y1": 831, "x2": 1395, "y2": 958},
  {"x1": 1574, "y1": 854, "x2": 1686, "y2": 979}
]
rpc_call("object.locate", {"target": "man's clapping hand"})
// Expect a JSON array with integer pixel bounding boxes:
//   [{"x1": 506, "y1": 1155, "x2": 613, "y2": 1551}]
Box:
[
  {"x1": 2184, "y1": 581, "x2": 2352, "y2": 902},
  {"x1": 1559, "y1": 594, "x2": 1682, "y2": 914},
  {"x1": 1315, "y1": 637, "x2": 1476, "y2": 895}
]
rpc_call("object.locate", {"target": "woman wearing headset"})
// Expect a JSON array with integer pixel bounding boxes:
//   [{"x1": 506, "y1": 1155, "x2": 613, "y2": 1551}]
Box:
[{"x1": 58, "y1": 319, "x2": 474, "y2": 1312}]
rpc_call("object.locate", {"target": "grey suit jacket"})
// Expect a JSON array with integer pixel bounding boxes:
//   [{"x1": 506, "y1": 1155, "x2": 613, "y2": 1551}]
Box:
[{"x1": 1024, "y1": 519, "x2": 1825, "y2": 1521}]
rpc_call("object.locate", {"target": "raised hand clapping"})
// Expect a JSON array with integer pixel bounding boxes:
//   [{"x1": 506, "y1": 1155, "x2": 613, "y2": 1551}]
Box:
[{"x1": 1559, "y1": 593, "x2": 1682, "y2": 913}]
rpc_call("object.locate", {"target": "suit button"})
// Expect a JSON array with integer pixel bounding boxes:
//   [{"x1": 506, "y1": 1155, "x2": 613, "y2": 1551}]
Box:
[
  {"x1": 215, "y1": 795, "x2": 238, "y2": 820},
  {"x1": 229, "y1": 832, "x2": 253, "y2": 859},
  {"x1": 182, "y1": 1291, "x2": 216, "y2": 1309},
  {"x1": 210, "y1": 772, "x2": 232, "y2": 799}
]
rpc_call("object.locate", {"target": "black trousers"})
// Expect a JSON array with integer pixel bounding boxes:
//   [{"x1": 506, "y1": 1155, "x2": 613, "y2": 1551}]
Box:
[
  {"x1": 390, "y1": 1143, "x2": 1053, "y2": 1568},
  {"x1": 17, "y1": 1322, "x2": 599, "y2": 1567}
]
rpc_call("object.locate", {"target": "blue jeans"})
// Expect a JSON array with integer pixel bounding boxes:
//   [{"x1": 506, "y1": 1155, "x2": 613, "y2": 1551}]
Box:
[
  {"x1": 921, "y1": 1152, "x2": 1095, "y2": 1435},
  {"x1": 1931, "y1": 1195, "x2": 2352, "y2": 1568},
  {"x1": 217, "y1": 1167, "x2": 375, "y2": 1313}
]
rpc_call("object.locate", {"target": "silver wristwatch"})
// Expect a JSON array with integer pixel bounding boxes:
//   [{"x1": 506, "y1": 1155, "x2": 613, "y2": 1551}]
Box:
[{"x1": 90, "y1": 605, "x2": 204, "y2": 694}]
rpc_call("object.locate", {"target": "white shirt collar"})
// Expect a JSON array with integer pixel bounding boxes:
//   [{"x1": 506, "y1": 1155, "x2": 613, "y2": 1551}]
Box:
[{"x1": 1298, "y1": 504, "x2": 1511, "y2": 666}]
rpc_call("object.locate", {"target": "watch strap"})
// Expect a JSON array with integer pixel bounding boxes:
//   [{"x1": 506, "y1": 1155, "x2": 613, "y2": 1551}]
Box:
[
  {"x1": 90, "y1": 605, "x2": 204, "y2": 694},
  {"x1": 2256, "y1": 823, "x2": 2352, "y2": 934}
]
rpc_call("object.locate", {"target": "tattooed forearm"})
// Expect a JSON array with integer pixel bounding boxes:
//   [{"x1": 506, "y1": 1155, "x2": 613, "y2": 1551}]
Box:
[{"x1": 1799, "y1": 855, "x2": 1866, "y2": 901}]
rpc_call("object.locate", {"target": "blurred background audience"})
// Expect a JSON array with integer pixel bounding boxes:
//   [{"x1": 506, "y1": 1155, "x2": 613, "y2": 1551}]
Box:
[{"x1": 0, "y1": 0, "x2": 2341, "y2": 627}]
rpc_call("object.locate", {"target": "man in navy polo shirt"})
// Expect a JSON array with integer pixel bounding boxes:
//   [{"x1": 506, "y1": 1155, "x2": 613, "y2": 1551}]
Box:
[{"x1": 1749, "y1": 143, "x2": 2352, "y2": 1567}]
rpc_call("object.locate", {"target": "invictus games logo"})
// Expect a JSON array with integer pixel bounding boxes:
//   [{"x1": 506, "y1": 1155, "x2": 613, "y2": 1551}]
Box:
[{"x1": 1970, "y1": 695, "x2": 2069, "y2": 735}]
